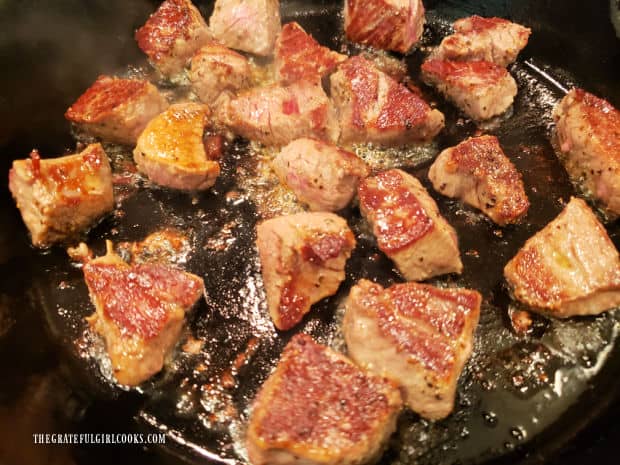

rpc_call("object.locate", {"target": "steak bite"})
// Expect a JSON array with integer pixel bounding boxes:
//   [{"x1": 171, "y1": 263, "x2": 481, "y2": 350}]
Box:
[
  {"x1": 189, "y1": 41, "x2": 252, "y2": 104},
  {"x1": 83, "y1": 241, "x2": 204, "y2": 386},
  {"x1": 135, "y1": 0, "x2": 211, "y2": 79},
  {"x1": 504, "y1": 197, "x2": 620, "y2": 318},
  {"x1": 434, "y1": 16, "x2": 531, "y2": 67},
  {"x1": 344, "y1": 279, "x2": 481, "y2": 419},
  {"x1": 330, "y1": 56, "x2": 445, "y2": 146},
  {"x1": 215, "y1": 80, "x2": 339, "y2": 146},
  {"x1": 209, "y1": 0, "x2": 281, "y2": 56},
  {"x1": 271, "y1": 138, "x2": 369, "y2": 212},
  {"x1": 421, "y1": 59, "x2": 517, "y2": 121},
  {"x1": 274, "y1": 22, "x2": 346, "y2": 85},
  {"x1": 344, "y1": 0, "x2": 425, "y2": 53},
  {"x1": 247, "y1": 334, "x2": 403, "y2": 465},
  {"x1": 256, "y1": 212, "x2": 356, "y2": 330},
  {"x1": 65, "y1": 75, "x2": 169, "y2": 145},
  {"x1": 428, "y1": 135, "x2": 529, "y2": 225},
  {"x1": 8, "y1": 144, "x2": 113, "y2": 247},
  {"x1": 133, "y1": 102, "x2": 221, "y2": 191},
  {"x1": 358, "y1": 169, "x2": 463, "y2": 281},
  {"x1": 553, "y1": 88, "x2": 620, "y2": 217}
]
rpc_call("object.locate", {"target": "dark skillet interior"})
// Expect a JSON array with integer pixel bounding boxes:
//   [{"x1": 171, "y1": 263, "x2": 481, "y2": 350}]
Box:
[{"x1": 1, "y1": 1, "x2": 620, "y2": 465}]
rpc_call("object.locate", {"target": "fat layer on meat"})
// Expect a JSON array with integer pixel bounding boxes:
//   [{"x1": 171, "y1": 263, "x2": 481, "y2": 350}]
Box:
[
  {"x1": 553, "y1": 88, "x2": 620, "y2": 218},
  {"x1": 358, "y1": 169, "x2": 463, "y2": 281},
  {"x1": 247, "y1": 333, "x2": 403, "y2": 465},
  {"x1": 271, "y1": 138, "x2": 369, "y2": 212},
  {"x1": 429, "y1": 135, "x2": 529, "y2": 225},
  {"x1": 256, "y1": 212, "x2": 356, "y2": 330},
  {"x1": 8, "y1": 144, "x2": 114, "y2": 247},
  {"x1": 421, "y1": 59, "x2": 517, "y2": 121},
  {"x1": 344, "y1": 279, "x2": 481, "y2": 419},
  {"x1": 65, "y1": 75, "x2": 169, "y2": 145},
  {"x1": 504, "y1": 197, "x2": 620, "y2": 318}
]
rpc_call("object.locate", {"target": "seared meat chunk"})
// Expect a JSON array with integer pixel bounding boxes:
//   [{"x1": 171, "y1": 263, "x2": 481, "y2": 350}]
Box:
[
  {"x1": 429, "y1": 135, "x2": 529, "y2": 225},
  {"x1": 83, "y1": 242, "x2": 204, "y2": 386},
  {"x1": 330, "y1": 56, "x2": 444, "y2": 146},
  {"x1": 247, "y1": 334, "x2": 402, "y2": 465},
  {"x1": 553, "y1": 88, "x2": 620, "y2": 217},
  {"x1": 272, "y1": 138, "x2": 369, "y2": 212},
  {"x1": 215, "y1": 80, "x2": 339, "y2": 146},
  {"x1": 344, "y1": 0, "x2": 425, "y2": 53},
  {"x1": 421, "y1": 59, "x2": 517, "y2": 121},
  {"x1": 504, "y1": 197, "x2": 620, "y2": 318},
  {"x1": 209, "y1": 0, "x2": 281, "y2": 56},
  {"x1": 189, "y1": 42, "x2": 252, "y2": 104},
  {"x1": 8, "y1": 144, "x2": 113, "y2": 247},
  {"x1": 135, "y1": 0, "x2": 211, "y2": 79},
  {"x1": 433, "y1": 16, "x2": 531, "y2": 67},
  {"x1": 358, "y1": 169, "x2": 462, "y2": 281},
  {"x1": 274, "y1": 22, "x2": 346, "y2": 85},
  {"x1": 256, "y1": 212, "x2": 355, "y2": 330},
  {"x1": 65, "y1": 75, "x2": 169, "y2": 145},
  {"x1": 133, "y1": 102, "x2": 220, "y2": 190},
  {"x1": 344, "y1": 279, "x2": 480, "y2": 419}
]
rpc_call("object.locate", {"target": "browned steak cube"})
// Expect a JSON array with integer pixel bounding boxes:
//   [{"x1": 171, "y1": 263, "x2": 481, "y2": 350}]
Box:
[
  {"x1": 553, "y1": 88, "x2": 620, "y2": 218},
  {"x1": 344, "y1": 279, "x2": 481, "y2": 419},
  {"x1": 65, "y1": 75, "x2": 169, "y2": 145},
  {"x1": 271, "y1": 138, "x2": 369, "y2": 212},
  {"x1": 330, "y1": 56, "x2": 444, "y2": 146},
  {"x1": 135, "y1": 0, "x2": 211, "y2": 79},
  {"x1": 256, "y1": 212, "x2": 356, "y2": 330},
  {"x1": 344, "y1": 0, "x2": 425, "y2": 53},
  {"x1": 504, "y1": 197, "x2": 620, "y2": 318},
  {"x1": 429, "y1": 135, "x2": 529, "y2": 225},
  {"x1": 358, "y1": 169, "x2": 463, "y2": 281},
  {"x1": 421, "y1": 59, "x2": 517, "y2": 121},
  {"x1": 83, "y1": 242, "x2": 204, "y2": 386},
  {"x1": 247, "y1": 334, "x2": 403, "y2": 465},
  {"x1": 8, "y1": 144, "x2": 114, "y2": 247}
]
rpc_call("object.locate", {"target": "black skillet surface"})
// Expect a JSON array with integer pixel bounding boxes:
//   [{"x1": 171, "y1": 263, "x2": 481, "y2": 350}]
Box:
[{"x1": 1, "y1": 1, "x2": 620, "y2": 464}]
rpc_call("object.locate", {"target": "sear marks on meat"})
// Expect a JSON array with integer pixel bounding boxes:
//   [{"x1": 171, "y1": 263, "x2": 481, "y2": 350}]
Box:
[
  {"x1": 8, "y1": 144, "x2": 113, "y2": 247},
  {"x1": 274, "y1": 22, "x2": 347, "y2": 85},
  {"x1": 553, "y1": 88, "x2": 620, "y2": 218},
  {"x1": 344, "y1": 0, "x2": 425, "y2": 54},
  {"x1": 421, "y1": 59, "x2": 517, "y2": 121},
  {"x1": 271, "y1": 138, "x2": 369, "y2": 212},
  {"x1": 209, "y1": 0, "x2": 281, "y2": 57},
  {"x1": 433, "y1": 16, "x2": 531, "y2": 67},
  {"x1": 358, "y1": 169, "x2": 463, "y2": 281},
  {"x1": 83, "y1": 241, "x2": 204, "y2": 386},
  {"x1": 344, "y1": 279, "x2": 481, "y2": 420},
  {"x1": 135, "y1": 0, "x2": 211, "y2": 80},
  {"x1": 504, "y1": 197, "x2": 620, "y2": 318},
  {"x1": 247, "y1": 333, "x2": 402, "y2": 465},
  {"x1": 65, "y1": 75, "x2": 169, "y2": 145},
  {"x1": 133, "y1": 102, "x2": 220, "y2": 191},
  {"x1": 215, "y1": 80, "x2": 339, "y2": 146},
  {"x1": 428, "y1": 135, "x2": 529, "y2": 225},
  {"x1": 330, "y1": 56, "x2": 445, "y2": 146},
  {"x1": 189, "y1": 41, "x2": 252, "y2": 105},
  {"x1": 256, "y1": 212, "x2": 356, "y2": 330}
]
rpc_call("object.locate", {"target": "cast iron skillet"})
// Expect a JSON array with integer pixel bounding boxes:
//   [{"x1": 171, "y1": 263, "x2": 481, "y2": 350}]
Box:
[{"x1": 0, "y1": 1, "x2": 619, "y2": 464}]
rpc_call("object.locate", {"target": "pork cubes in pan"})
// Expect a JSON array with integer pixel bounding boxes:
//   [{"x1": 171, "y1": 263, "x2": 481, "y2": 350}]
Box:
[
  {"x1": 358, "y1": 169, "x2": 462, "y2": 281},
  {"x1": 83, "y1": 242, "x2": 204, "y2": 385},
  {"x1": 429, "y1": 135, "x2": 529, "y2": 225},
  {"x1": 256, "y1": 212, "x2": 356, "y2": 330},
  {"x1": 504, "y1": 197, "x2": 620, "y2": 318},
  {"x1": 247, "y1": 334, "x2": 402, "y2": 465},
  {"x1": 344, "y1": 279, "x2": 481, "y2": 419},
  {"x1": 9, "y1": 144, "x2": 114, "y2": 247}
]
